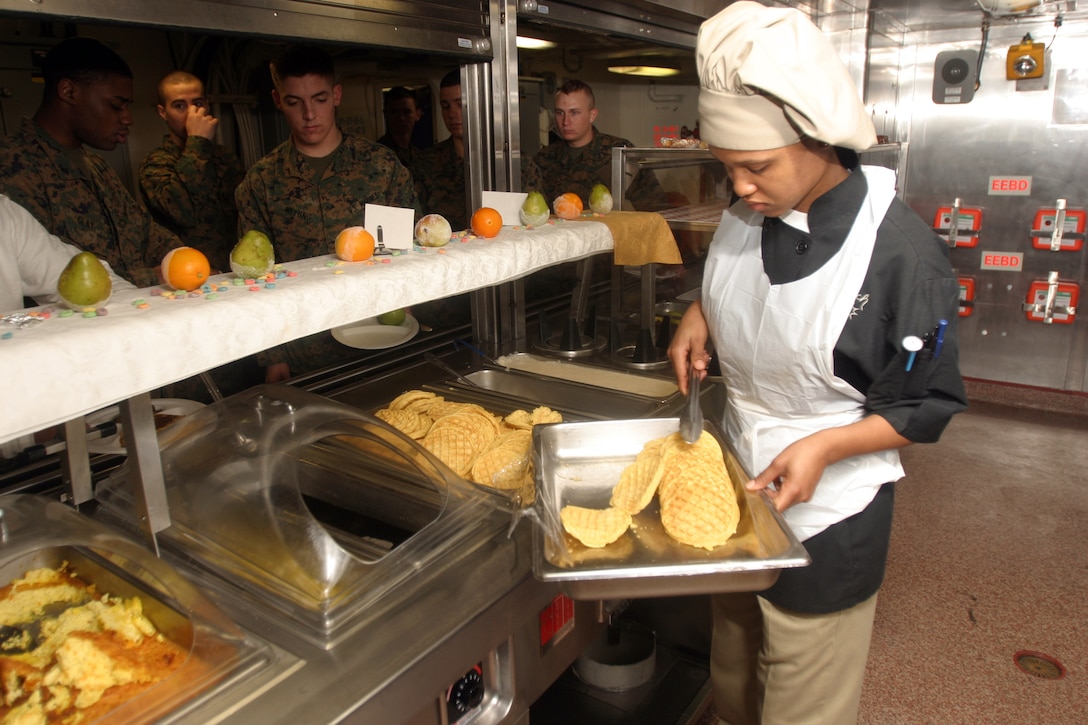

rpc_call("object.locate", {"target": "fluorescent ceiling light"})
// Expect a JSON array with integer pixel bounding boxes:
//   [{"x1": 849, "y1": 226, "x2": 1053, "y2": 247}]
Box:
[
  {"x1": 516, "y1": 36, "x2": 557, "y2": 50},
  {"x1": 608, "y1": 64, "x2": 680, "y2": 78}
]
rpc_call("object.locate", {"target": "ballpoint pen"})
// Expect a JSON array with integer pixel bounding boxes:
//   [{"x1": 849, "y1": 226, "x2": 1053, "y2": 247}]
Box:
[
  {"x1": 933, "y1": 319, "x2": 948, "y2": 359},
  {"x1": 902, "y1": 335, "x2": 923, "y2": 371}
]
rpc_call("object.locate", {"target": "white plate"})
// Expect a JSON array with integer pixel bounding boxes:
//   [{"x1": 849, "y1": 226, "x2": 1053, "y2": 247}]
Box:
[
  {"x1": 332, "y1": 314, "x2": 420, "y2": 350},
  {"x1": 86, "y1": 398, "x2": 205, "y2": 454}
]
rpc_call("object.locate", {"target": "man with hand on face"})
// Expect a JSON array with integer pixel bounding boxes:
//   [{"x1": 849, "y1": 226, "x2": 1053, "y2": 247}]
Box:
[
  {"x1": 235, "y1": 44, "x2": 417, "y2": 382},
  {"x1": 669, "y1": 4, "x2": 967, "y2": 724},
  {"x1": 0, "y1": 37, "x2": 179, "y2": 287},
  {"x1": 534, "y1": 79, "x2": 664, "y2": 212},
  {"x1": 139, "y1": 71, "x2": 245, "y2": 272},
  {"x1": 377, "y1": 86, "x2": 424, "y2": 167}
]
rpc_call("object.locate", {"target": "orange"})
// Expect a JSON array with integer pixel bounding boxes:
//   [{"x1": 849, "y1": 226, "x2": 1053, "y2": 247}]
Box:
[
  {"x1": 470, "y1": 207, "x2": 503, "y2": 238},
  {"x1": 553, "y1": 192, "x2": 584, "y2": 220},
  {"x1": 335, "y1": 226, "x2": 376, "y2": 261},
  {"x1": 161, "y1": 246, "x2": 211, "y2": 291}
]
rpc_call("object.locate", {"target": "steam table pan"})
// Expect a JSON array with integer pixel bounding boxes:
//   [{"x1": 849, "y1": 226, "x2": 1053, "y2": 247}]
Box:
[{"x1": 531, "y1": 418, "x2": 810, "y2": 599}]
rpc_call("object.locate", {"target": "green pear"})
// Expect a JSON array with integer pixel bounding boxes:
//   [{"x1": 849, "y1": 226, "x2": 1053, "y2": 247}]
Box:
[
  {"x1": 377, "y1": 308, "x2": 406, "y2": 326},
  {"x1": 520, "y1": 191, "x2": 550, "y2": 226},
  {"x1": 57, "y1": 252, "x2": 112, "y2": 310},
  {"x1": 589, "y1": 184, "x2": 614, "y2": 214},
  {"x1": 230, "y1": 230, "x2": 275, "y2": 278}
]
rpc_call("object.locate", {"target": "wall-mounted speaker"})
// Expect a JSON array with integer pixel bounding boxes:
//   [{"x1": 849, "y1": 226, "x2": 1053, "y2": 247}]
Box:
[{"x1": 933, "y1": 49, "x2": 978, "y2": 105}]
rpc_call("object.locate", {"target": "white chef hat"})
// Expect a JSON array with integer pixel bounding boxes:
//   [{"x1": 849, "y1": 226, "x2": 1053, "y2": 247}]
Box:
[{"x1": 696, "y1": 1, "x2": 876, "y2": 151}]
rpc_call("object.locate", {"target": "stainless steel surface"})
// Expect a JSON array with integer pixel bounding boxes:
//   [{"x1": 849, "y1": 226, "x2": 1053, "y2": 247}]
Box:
[
  {"x1": 450, "y1": 367, "x2": 679, "y2": 419},
  {"x1": 117, "y1": 393, "x2": 170, "y2": 553},
  {"x1": 0, "y1": 0, "x2": 493, "y2": 58},
  {"x1": 679, "y1": 363, "x2": 702, "y2": 444},
  {"x1": 871, "y1": 17, "x2": 1088, "y2": 391},
  {"x1": 531, "y1": 417, "x2": 810, "y2": 600},
  {"x1": 424, "y1": 351, "x2": 479, "y2": 387},
  {"x1": 60, "y1": 417, "x2": 93, "y2": 505}
]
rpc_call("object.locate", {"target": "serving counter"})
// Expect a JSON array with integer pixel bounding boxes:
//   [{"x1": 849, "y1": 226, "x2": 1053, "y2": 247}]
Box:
[{"x1": 0, "y1": 221, "x2": 624, "y2": 445}]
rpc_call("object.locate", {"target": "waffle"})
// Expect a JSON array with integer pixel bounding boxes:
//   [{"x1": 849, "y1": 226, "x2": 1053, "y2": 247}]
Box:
[
  {"x1": 504, "y1": 409, "x2": 533, "y2": 430},
  {"x1": 658, "y1": 464, "x2": 739, "y2": 550},
  {"x1": 609, "y1": 440, "x2": 668, "y2": 515},
  {"x1": 388, "y1": 390, "x2": 442, "y2": 413},
  {"x1": 375, "y1": 407, "x2": 432, "y2": 439},
  {"x1": 531, "y1": 406, "x2": 563, "y2": 425},
  {"x1": 421, "y1": 425, "x2": 477, "y2": 476},
  {"x1": 471, "y1": 430, "x2": 532, "y2": 489},
  {"x1": 657, "y1": 431, "x2": 725, "y2": 500},
  {"x1": 560, "y1": 505, "x2": 632, "y2": 548}
]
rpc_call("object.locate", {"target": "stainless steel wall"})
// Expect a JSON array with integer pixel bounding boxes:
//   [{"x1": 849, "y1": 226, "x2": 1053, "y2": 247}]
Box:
[{"x1": 869, "y1": 14, "x2": 1088, "y2": 392}]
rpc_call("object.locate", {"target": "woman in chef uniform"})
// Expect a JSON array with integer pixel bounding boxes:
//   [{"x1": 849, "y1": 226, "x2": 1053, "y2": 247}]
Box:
[{"x1": 668, "y1": 4, "x2": 967, "y2": 724}]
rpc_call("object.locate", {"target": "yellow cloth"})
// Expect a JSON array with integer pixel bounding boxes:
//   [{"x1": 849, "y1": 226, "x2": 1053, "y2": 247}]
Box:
[{"x1": 572, "y1": 211, "x2": 683, "y2": 266}]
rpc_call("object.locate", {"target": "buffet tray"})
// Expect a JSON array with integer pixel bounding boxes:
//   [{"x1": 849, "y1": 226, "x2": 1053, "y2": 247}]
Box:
[
  {"x1": 531, "y1": 418, "x2": 810, "y2": 599},
  {"x1": 0, "y1": 495, "x2": 272, "y2": 724}
]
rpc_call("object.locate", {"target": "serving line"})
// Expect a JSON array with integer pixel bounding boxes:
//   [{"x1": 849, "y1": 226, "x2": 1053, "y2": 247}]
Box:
[{"x1": 0, "y1": 221, "x2": 619, "y2": 445}]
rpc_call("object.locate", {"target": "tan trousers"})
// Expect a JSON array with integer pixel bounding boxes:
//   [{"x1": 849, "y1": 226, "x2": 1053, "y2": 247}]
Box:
[{"x1": 711, "y1": 591, "x2": 878, "y2": 725}]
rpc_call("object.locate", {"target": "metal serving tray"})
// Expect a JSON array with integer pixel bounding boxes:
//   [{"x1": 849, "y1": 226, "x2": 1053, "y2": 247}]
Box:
[
  {"x1": 531, "y1": 418, "x2": 810, "y2": 599},
  {"x1": 0, "y1": 495, "x2": 271, "y2": 724}
]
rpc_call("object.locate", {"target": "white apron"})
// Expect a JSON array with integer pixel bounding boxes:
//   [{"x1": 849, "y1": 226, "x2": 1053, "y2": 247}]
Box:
[{"x1": 702, "y1": 165, "x2": 904, "y2": 542}]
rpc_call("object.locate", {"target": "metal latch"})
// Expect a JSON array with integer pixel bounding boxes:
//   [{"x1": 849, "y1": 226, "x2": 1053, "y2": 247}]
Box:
[{"x1": 1022, "y1": 271, "x2": 1077, "y2": 324}]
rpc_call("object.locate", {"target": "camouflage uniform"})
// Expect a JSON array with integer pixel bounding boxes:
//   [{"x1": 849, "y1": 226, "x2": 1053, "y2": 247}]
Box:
[
  {"x1": 235, "y1": 131, "x2": 418, "y2": 372},
  {"x1": 534, "y1": 128, "x2": 667, "y2": 211},
  {"x1": 377, "y1": 133, "x2": 421, "y2": 169},
  {"x1": 236, "y1": 131, "x2": 417, "y2": 260},
  {"x1": 0, "y1": 118, "x2": 180, "y2": 287},
  {"x1": 411, "y1": 141, "x2": 548, "y2": 232},
  {"x1": 138, "y1": 135, "x2": 246, "y2": 272},
  {"x1": 411, "y1": 138, "x2": 468, "y2": 231}
]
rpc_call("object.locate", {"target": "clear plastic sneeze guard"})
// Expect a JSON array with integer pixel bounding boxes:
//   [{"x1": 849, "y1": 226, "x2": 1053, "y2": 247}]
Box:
[
  {"x1": 96, "y1": 385, "x2": 511, "y2": 644},
  {"x1": 0, "y1": 494, "x2": 270, "y2": 724},
  {"x1": 530, "y1": 418, "x2": 811, "y2": 600}
]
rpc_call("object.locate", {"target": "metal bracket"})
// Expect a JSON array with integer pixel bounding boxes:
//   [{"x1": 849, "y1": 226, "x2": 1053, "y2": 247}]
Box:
[
  {"x1": 60, "y1": 417, "x2": 93, "y2": 506},
  {"x1": 1050, "y1": 198, "x2": 1067, "y2": 252},
  {"x1": 118, "y1": 393, "x2": 171, "y2": 554},
  {"x1": 1022, "y1": 270, "x2": 1077, "y2": 323}
]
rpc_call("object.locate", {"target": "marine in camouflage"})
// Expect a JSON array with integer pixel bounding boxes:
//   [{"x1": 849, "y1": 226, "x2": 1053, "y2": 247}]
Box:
[
  {"x1": 236, "y1": 130, "x2": 418, "y2": 371},
  {"x1": 139, "y1": 134, "x2": 246, "y2": 272},
  {"x1": 410, "y1": 137, "x2": 468, "y2": 231},
  {"x1": 0, "y1": 118, "x2": 180, "y2": 287},
  {"x1": 534, "y1": 129, "x2": 667, "y2": 212},
  {"x1": 235, "y1": 131, "x2": 418, "y2": 262}
]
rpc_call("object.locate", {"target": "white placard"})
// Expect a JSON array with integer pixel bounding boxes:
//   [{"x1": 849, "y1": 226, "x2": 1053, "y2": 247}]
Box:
[
  {"x1": 364, "y1": 204, "x2": 415, "y2": 250},
  {"x1": 481, "y1": 191, "x2": 529, "y2": 226}
]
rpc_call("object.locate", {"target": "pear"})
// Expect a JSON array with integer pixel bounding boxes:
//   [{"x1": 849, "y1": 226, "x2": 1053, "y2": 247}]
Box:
[
  {"x1": 57, "y1": 252, "x2": 112, "y2": 310},
  {"x1": 377, "y1": 308, "x2": 407, "y2": 326},
  {"x1": 414, "y1": 214, "x2": 452, "y2": 247},
  {"x1": 520, "y1": 191, "x2": 550, "y2": 226},
  {"x1": 230, "y1": 230, "x2": 275, "y2": 278},
  {"x1": 589, "y1": 184, "x2": 614, "y2": 215}
]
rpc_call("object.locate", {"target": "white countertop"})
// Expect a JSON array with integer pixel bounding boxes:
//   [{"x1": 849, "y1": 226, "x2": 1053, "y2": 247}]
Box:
[{"x1": 0, "y1": 221, "x2": 614, "y2": 444}]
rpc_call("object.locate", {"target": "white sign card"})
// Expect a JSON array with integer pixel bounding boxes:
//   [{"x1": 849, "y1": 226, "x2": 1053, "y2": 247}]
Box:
[
  {"x1": 364, "y1": 204, "x2": 415, "y2": 250},
  {"x1": 481, "y1": 191, "x2": 529, "y2": 226}
]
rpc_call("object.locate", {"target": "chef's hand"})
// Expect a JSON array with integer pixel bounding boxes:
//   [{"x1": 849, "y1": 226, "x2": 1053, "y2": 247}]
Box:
[
  {"x1": 746, "y1": 432, "x2": 832, "y2": 512},
  {"x1": 747, "y1": 415, "x2": 912, "y2": 512},
  {"x1": 667, "y1": 300, "x2": 710, "y2": 396},
  {"x1": 265, "y1": 362, "x2": 291, "y2": 384},
  {"x1": 186, "y1": 105, "x2": 219, "y2": 141}
]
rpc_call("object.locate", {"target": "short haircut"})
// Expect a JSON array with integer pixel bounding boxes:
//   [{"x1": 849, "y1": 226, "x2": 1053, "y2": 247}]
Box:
[
  {"x1": 270, "y1": 45, "x2": 336, "y2": 90},
  {"x1": 41, "y1": 37, "x2": 132, "y2": 97},
  {"x1": 557, "y1": 79, "x2": 595, "y2": 108},
  {"x1": 384, "y1": 86, "x2": 417, "y2": 108},
  {"x1": 440, "y1": 69, "x2": 460, "y2": 89},
  {"x1": 157, "y1": 70, "x2": 203, "y2": 105}
]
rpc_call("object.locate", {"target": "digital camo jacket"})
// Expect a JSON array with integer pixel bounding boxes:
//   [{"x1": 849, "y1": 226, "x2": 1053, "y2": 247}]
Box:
[
  {"x1": 0, "y1": 118, "x2": 180, "y2": 287},
  {"x1": 139, "y1": 134, "x2": 245, "y2": 272}
]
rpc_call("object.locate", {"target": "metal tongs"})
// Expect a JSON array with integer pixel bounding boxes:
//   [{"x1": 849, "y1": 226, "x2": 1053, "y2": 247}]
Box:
[{"x1": 679, "y1": 358, "x2": 703, "y2": 444}]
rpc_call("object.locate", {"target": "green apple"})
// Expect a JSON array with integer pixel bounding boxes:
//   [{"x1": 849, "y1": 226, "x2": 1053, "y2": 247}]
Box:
[
  {"x1": 377, "y1": 308, "x2": 407, "y2": 326},
  {"x1": 520, "y1": 191, "x2": 550, "y2": 226},
  {"x1": 589, "y1": 184, "x2": 614, "y2": 214},
  {"x1": 57, "y1": 252, "x2": 112, "y2": 309},
  {"x1": 414, "y1": 214, "x2": 453, "y2": 247},
  {"x1": 230, "y1": 230, "x2": 275, "y2": 278}
]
